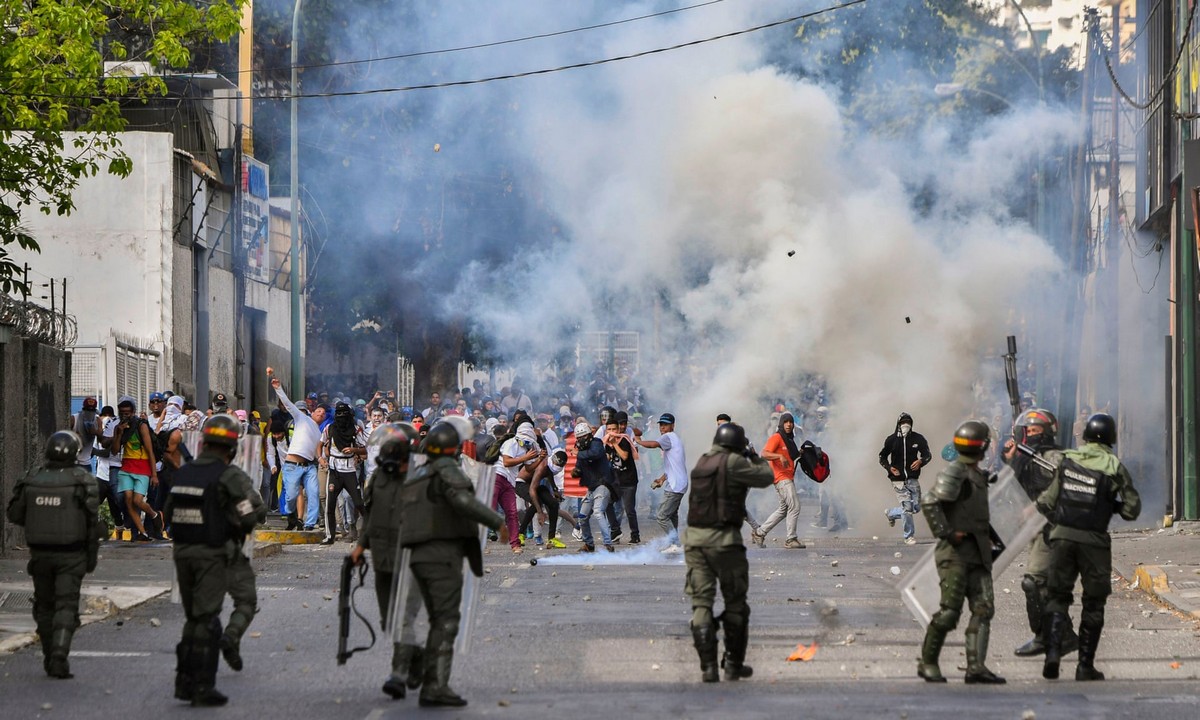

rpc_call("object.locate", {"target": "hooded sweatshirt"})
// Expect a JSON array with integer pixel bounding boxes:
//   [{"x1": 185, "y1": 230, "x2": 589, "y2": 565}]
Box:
[{"x1": 878, "y1": 414, "x2": 932, "y2": 481}]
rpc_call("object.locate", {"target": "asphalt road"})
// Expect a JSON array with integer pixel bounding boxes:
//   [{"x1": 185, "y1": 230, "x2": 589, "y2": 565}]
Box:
[{"x1": 1, "y1": 514, "x2": 1198, "y2": 719}]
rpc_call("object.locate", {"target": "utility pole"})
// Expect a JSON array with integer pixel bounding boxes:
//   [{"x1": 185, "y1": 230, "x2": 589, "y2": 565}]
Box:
[{"x1": 289, "y1": 0, "x2": 304, "y2": 397}]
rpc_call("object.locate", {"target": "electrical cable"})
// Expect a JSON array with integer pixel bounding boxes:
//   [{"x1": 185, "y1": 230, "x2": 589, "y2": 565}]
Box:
[
  {"x1": 0, "y1": 0, "x2": 871, "y2": 103},
  {"x1": 1092, "y1": 0, "x2": 1197, "y2": 111}
]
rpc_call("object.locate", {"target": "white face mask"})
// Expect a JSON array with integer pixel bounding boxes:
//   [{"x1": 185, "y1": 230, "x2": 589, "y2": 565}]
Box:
[{"x1": 899, "y1": 424, "x2": 912, "y2": 436}]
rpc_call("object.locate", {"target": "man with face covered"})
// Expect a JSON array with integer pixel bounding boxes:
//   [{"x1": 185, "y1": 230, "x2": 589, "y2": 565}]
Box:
[
  {"x1": 319, "y1": 402, "x2": 368, "y2": 544},
  {"x1": 879, "y1": 412, "x2": 932, "y2": 545}
]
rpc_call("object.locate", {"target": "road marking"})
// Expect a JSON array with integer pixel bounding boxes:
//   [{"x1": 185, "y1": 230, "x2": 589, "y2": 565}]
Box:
[
  {"x1": 361, "y1": 709, "x2": 386, "y2": 720},
  {"x1": 499, "y1": 578, "x2": 518, "y2": 588},
  {"x1": 70, "y1": 651, "x2": 153, "y2": 657}
]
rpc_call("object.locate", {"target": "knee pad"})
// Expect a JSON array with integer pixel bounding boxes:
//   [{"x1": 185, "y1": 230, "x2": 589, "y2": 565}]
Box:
[
  {"x1": 930, "y1": 608, "x2": 961, "y2": 632},
  {"x1": 971, "y1": 601, "x2": 995, "y2": 622}
]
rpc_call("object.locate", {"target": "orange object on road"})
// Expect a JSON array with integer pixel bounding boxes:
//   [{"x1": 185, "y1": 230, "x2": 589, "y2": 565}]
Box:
[{"x1": 787, "y1": 642, "x2": 819, "y2": 662}]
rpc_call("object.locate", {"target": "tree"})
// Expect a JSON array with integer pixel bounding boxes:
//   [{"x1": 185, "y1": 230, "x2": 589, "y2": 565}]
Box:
[{"x1": 0, "y1": 0, "x2": 245, "y2": 297}]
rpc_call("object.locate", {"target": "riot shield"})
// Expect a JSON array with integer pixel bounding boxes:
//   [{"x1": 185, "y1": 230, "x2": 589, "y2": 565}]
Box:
[
  {"x1": 456, "y1": 453, "x2": 496, "y2": 654},
  {"x1": 898, "y1": 464, "x2": 1047, "y2": 627},
  {"x1": 180, "y1": 430, "x2": 263, "y2": 479},
  {"x1": 386, "y1": 547, "x2": 428, "y2": 647}
]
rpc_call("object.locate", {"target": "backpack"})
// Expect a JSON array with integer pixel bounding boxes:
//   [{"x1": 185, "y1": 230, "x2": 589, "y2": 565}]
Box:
[
  {"x1": 799, "y1": 444, "x2": 830, "y2": 483},
  {"x1": 482, "y1": 431, "x2": 514, "y2": 465}
]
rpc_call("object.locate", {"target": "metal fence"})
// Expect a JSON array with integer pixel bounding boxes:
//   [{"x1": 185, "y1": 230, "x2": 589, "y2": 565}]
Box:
[{"x1": 396, "y1": 355, "x2": 415, "y2": 409}]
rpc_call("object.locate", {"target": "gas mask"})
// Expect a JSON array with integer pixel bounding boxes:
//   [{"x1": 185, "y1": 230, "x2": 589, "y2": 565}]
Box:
[{"x1": 899, "y1": 423, "x2": 912, "y2": 436}]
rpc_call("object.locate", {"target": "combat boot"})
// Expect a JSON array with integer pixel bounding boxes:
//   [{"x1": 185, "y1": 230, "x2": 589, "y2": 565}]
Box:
[
  {"x1": 718, "y1": 612, "x2": 753, "y2": 681},
  {"x1": 45, "y1": 628, "x2": 74, "y2": 679},
  {"x1": 1042, "y1": 612, "x2": 1068, "y2": 680},
  {"x1": 407, "y1": 645, "x2": 425, "y2": 689},
  {"x1": 917, "y1": 625, "x2": 947, "y2": 683},
  {"x1": 174, "y1": 641, "x2": 195, "y2": 701},
  {"x1": 690, "y1": 621, "x2": 719, "y2": 683},
  {"x1": 190, "y1": 620, "x2": 228, "y2": 706},
  {"x1": 1074, "y1": 621, "x2": 1105, "y2": 681},
  {"x1": 964, "y1": 621, "x2": 1006, "y2": 684},
  {"x1": 285, "y1": 512, "x2": 300, "y2": 531},
  {"x1": 419, "y1": 638, "x2": 467, "y2": 708},
  {"x1": 383, "y1": 643, "x2": 420, "y2": 699},
  {"x1": 219, "y1": 631, "x2": 243, "y2": 671},
  {"x1": 1014, "y1": 576, "x2": 1045, "y2": 656}
]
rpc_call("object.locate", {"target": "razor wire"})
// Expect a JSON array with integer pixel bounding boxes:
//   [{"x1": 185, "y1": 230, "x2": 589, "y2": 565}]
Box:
[{"x1": 0, "y1": 292, "x2": 78, "y2": 348}]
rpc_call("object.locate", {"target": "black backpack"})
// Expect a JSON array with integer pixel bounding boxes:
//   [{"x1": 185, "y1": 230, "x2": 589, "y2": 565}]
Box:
[{"x1": 482, "y1": 431, "x2": 514, "y2": 465}]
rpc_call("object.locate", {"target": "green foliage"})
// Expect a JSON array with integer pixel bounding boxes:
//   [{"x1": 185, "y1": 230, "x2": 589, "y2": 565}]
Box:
[
  {"x1": 0, "y1": 0, "x2": 246, "y2": 297},
  {"x1": 781, "y1": 0, "x2": 1078, "y2": 136}
]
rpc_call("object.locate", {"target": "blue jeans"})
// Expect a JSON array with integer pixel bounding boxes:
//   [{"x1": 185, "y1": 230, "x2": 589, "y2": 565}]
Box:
[
  {"x1": 579, "y1": 485, "x2": 613, "y2": 547},
  {"x1": 283, "y1": 462, "x2": 320, "y2": 528},
  {"x1": 885, "y1": 479, "x2": 921, "y2": 539}
]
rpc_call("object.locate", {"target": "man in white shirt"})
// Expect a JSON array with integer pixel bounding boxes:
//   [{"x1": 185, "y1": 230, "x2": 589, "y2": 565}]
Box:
[
  {"x1": 635, "y1": 412, "x2": 688, "y2": 554},
  {"x1": 492, "y1": 424, "x2": 542, "y2": 554},
  {"x1": 270, "y1": 371, "x2": 326, "y2": 531}
]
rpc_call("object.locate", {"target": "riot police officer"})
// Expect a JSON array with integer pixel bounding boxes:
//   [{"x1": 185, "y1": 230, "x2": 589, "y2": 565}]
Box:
[
  {"x1": 348, "y1": 422, "x2": 421, "y2": 699},
  {"x1": 1001, "y1": 408, "x2": 1078, "y2": 657},
  {"x1": 398, "y1": 421, "x2": 502, "y2": 707},
  {"x1": 917, "y1": 420, "x2": 1005, "y2": 684},
  {"x1": 166, "y1": 414, "x2": 262, "y2": 706},
  {"x1": 6, "y1": 431, "x2": 103, "y2": 679},
  {"x1": 683, "y1": 423, "x2": 773, "y2": 683},
  {"x1": 1037, "y1": 413, "x2": 1140, "y2": 681}
]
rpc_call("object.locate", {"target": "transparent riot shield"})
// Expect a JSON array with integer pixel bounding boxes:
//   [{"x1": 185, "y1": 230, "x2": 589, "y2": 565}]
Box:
[
  {"x1": 456, "y1": 454, "x2": 496, "y2": 654},
  {"x1": 180, "y1": 430, "x2": 263, "y2": 479},
  {"x1": 898, "y1": 464, "x2": 1047, "y2": 627},
  {"x1": 386, "y1": 547, "x2": 428, "y2": 647}
]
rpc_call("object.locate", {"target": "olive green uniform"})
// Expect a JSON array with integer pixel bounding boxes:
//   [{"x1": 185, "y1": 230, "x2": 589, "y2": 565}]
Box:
[
  {"x1": 1036, "y1": 442, "x2": 1140, "y2": 679},
  {"x1": 398, "y1": 456, "x2": 502, "y2": 706},
  {"x1": 6, "y1": 464, "x2": 102, "y2": 678},
  {"x1": 1008, "y1": 446, "x2": 1076, "y2": 655},
  {"x1": 223, "y1": 469, "x2": 267, "y2": 661},
  {"x1": 682, "y1": 445, "x2": 773, "y2": 681},
  {"x1": 355, "y1": 463, "x2": 424, "y2": 693},
  {"x1": 165, "y1": 452, "x2": 260, "y2": 702},
  {"x1": 918, "y1": 458, "x2": 998, "y2": 681}
]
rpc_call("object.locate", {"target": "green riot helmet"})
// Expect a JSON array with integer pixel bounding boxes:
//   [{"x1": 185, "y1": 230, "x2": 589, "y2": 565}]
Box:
[
  {"x1": 1081, "y1": 413, "x2": 1117, "y2": 446},
  {"x1": 1013, "y1": 408, "x2": 1058, "y2": 445},
  {"x1": 952, "y1": 420, "x2": 991, "y2": 460},
  {"x1": 202, "y1": 413, "x2": 241, "y2": 448},
  {"x1": 45, "y1": 430, "x2": 83, "y2": 465},
  {"x1": 423, "y1": 421, "x2": 462, "y2": 458},
  {"x1": 713, "y1": 423, "x2": 748, "y2": 453},
  {"x1": 369, "y1": 422, "x2": 417, "y2": 471}
]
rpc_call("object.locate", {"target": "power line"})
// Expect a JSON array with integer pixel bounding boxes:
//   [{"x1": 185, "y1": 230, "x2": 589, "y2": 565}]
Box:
[
  {"x1": 1091, "y1": 0, "x2": 1197, "y2": 111},
  {"x1": 264, "y1": 0, "x2": 870, "y2": 100},
  {"x1": 260, "y1": 0, "x2": 732, "y2": 76},
  {"x1": 0, "y1": 0, "x2": 871, "y2": 103}
]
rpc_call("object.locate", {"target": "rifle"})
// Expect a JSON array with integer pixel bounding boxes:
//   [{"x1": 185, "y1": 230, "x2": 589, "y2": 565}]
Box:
[
  {"x1": 337, "y1": 555, "x2": 376, "y2": 665},
  {"x1": 1003, "y1": 335, "x2": 1021, "y2": 423}
]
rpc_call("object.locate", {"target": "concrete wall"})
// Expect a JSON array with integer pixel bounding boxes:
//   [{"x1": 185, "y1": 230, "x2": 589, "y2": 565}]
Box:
[
  {"x1": 0, "y1": 336, "x2": 72, "y2": 553},
  {"x1": 172, "y1": 243, "x2": 196, "y2": 397},
  {"x1": 15, "y1": 132, "x2": 175, "y2": 352},
  {"x1": 208, "y1": 268, "x2": 238, "y2": 399}
]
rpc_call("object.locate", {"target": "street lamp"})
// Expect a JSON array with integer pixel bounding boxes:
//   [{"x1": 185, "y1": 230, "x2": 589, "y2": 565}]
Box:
[
  {"x1": 934, "y1": 82, "x2": 1014, "y2": 109},
  {"x1": 289, "y1": 0, "x2": 303, "y2": 396}
]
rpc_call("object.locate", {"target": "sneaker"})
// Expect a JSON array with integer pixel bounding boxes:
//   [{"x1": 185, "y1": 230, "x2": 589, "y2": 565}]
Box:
[
  {"x1": 811, "y1": 522, "x2": 827, "y2": 529},
  {"x1": 548, "y1": 538, "x2": 566, "y2": 549},
  {"x1": 518, "y1": 534, "x2": 525, "y2": 547},
  {"x1": 629, "y1": 534, "x2": 641, "y2": 544},
  {"x1": 320, "y1": 536, "x2": 336, "y2": 546},
  {"x1": 303, "y1": 525, "x2": 316, "y2": 532},
  {"x1": 827, "y1": 524, "x2": 848, "y2": 533},
  {"x1": 579, "y1": 544, "x2": 596, "y2": 553},
  {"x1": 132, "y1": 532, "x2": 151, "y2": 543},
  {"x1": 611, "y1": 530, "x2": 623, "y2": 544},
  {"x1": 750, "y1": 530, "x2": 766, "y2": 548},
  {"x1": 535, "y1": 536, "x2": 544, "y2": 546},
  {"x1": 660, "y1": 544, "x2": 683, "y2": 555},
  {"x1": 571, "y1": 526, "x2": 583, "y2": 541},
  {"x1": 604, "y1": 544, "x2": 615, "y2": 552},
  {"x1": 904, "y1": 537, "x2": 917, "y2": 546},
  {"x1": 147, "y1": 513, "x2": 165, "y2": 539},
  {"x1": 487, "y1": 530, "x2": 499, "y2": 542},
  {"x1": 885, "y1": 509, "x2": 896, "y2": 528},
  {"x1": 784, "y1": 537, "x2": 806, "y2": 549}
]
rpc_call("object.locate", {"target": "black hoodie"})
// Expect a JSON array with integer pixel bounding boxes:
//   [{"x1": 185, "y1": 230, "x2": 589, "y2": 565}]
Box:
[{"x1": 878, "y1": 413, "x2": 932, "y2": 481}]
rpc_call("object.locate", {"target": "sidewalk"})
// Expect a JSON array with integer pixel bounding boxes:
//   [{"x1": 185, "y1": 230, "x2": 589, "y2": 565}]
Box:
[
  {"x1": 0, "y1": 538, "x2": 282, "y2": 654},
  {"x1": 1111, "y1": 522, "x2": 1200, "y2": 619}
]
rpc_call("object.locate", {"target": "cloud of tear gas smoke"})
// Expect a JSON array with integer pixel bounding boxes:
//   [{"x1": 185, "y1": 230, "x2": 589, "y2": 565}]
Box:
[{"x1": 302, "y1": 1, "x2": 1081, "y2": 529}]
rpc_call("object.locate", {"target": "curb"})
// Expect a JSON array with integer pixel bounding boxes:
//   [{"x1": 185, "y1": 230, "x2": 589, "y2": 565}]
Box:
[
  {"x1": 254, "y1": 530, "x2": 323, "y2": 545},
  {"x1": 0, "y1": 583, "x2": 169, "y2": 655},
  {"x1": 1129, "y1": 564, "x2": 1200, "y2": 619},
  {"x1": 253, "y1": 541, "x2": 283, "y2": 559}
]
